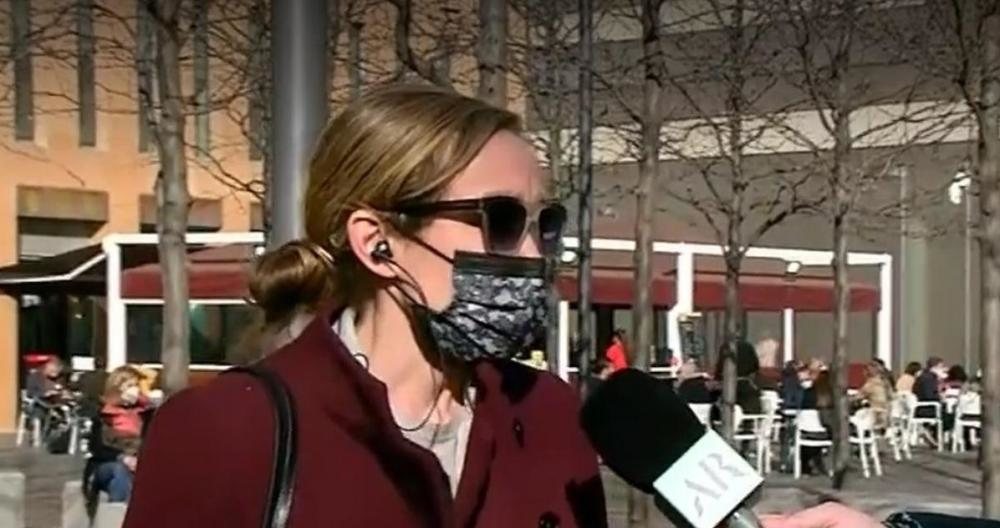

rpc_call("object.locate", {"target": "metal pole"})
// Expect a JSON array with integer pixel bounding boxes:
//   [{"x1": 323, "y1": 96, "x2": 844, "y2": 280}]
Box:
[
  {"x1": 269, "y1": 0, "x2": 329, "y2": 248},
  {"x1": 576, "y1": 0, "x2": 595, "y2": 391}
]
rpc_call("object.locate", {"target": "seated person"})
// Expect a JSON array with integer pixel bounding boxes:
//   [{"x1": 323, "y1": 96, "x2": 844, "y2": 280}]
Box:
[
  {"x1": 676, "y1": 359, "x2": 713, "y2": 404},
  {"x1": 780, "y1": 360, "x2": 807, "y2": 410},
  {"x1": 856, "y1": 361, "x2": 892, "y2": 429},
  {"x1": 25, "y1": 357, "x2": 71, "y2": 404},
  {"x1": 895, "y1": 361, "x2": 921, "y2": 393},
  {"x1": 83, "y1": 366, "x2": 153, "y2": 505},
  {"x1": 72, "y1": 356, "x2": 109, "y2": 419},
  {"x1": 799, "y1": 369, "x2": 834, "y2": 475},
  {"x1": 945, "y1": 364, "x2": 969, "y2": 392},
  {"x1": 914, "y1": 357, "x2": 946, "y2": 406}
]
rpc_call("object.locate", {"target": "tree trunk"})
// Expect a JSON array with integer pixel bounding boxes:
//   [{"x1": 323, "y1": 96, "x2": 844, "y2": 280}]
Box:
[
  {"x1": 627, "y1": 1, "x2": 664, "y2": 524},
  {"x1": 978, "y1": 8, "x2": 1000, "y2": 517},
  {"x1": 477, "y1": 0, "x2": 507, "y2": 106},
  {"x1": 575, "y1": 0, "x2": 595, "y2": 396},
  {"x1": 830, "y1": 101, "x2": 853, "y2": 489},
  {"x1": 632, "y1": 0, "x2": 664, "y2": 374},
  {"x1": 830, "y1": 205, "x2": 851, "y2": 489},
  {"x1": 152, "y1": 0, "x2": 190, "y2": 396},
  {"x1": 720, "y1": 257, "x2": 741, "y2": 442},
  {"x1": 828, "y1": 7, "x2": 855, "y2": 488}
]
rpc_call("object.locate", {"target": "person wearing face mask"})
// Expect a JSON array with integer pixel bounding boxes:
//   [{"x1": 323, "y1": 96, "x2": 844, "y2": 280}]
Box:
[
  {"x1": 85, "y1": 366, "x2": 152, "y2": 505},
  {"x1": 123, "y1": 86, "x2": 606, "y2": 528}
]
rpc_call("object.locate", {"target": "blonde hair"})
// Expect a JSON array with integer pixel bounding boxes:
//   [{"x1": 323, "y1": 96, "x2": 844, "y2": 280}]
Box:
[
  {"x1": 249, "y1": 85, "x2": 521, "y2": 329},
  {"x1": 103, "y1": 365, "x2": 142, "y2": 403}
]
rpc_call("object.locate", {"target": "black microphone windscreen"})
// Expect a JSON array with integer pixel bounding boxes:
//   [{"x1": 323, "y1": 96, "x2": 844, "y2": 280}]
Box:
[{"x1": 580, "y1": 368, "x2": 706, "y2": 492}]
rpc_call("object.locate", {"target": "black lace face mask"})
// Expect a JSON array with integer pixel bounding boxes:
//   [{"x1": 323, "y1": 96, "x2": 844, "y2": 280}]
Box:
[{"x1": 408, "y1": 251, "x2": 549, "y2": 362}]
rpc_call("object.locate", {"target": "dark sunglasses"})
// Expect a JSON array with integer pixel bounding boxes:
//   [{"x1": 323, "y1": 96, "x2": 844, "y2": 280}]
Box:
[{"x1": 391, "y1": 196, "x2": 567, "y2": 256}]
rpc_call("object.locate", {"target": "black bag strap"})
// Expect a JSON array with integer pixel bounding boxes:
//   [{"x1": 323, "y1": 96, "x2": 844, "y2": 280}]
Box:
[{"x1": 227, "y1": 365, "x2": 298, "y2": 528}]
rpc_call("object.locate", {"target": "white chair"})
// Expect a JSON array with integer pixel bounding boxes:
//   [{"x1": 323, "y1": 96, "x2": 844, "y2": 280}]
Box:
[
  {"x1": 733, "y1": 405, "x2": 771, "y2": 474},
  {"x1": 952, "y1": 392, "x2": 982, "y2": 453},
  {"x1": 850, "y1": 408, "x2": 883, "y2": 478},
  {"x1": 885, "y1": 394, "x2": 912, "y2": 461},
  {"x1": 794, "y1": 410, "x2": 832, "y2": 479},
  {"x1": 689, "y1": 404, "x2": 713, "y2": 426},
  {"x1": 15, "y1": 390, "x2": 42, "y2": 448},
  {"x1": 905, "y1": 393, "x2": 943, "y2": 451},
  {"x1": 761, "y1": 391, "x2": 783, "y2": 443}
]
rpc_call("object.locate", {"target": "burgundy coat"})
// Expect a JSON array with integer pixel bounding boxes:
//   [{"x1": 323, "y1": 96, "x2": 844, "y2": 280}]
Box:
[{"x1": 123, "y1": 308, "x2": 607, "y2": 528}]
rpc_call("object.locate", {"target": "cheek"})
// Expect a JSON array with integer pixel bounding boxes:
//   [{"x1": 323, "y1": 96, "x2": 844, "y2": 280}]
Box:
[{"x1": 409, "y1": 221, "x2": 485, "y2": 311}]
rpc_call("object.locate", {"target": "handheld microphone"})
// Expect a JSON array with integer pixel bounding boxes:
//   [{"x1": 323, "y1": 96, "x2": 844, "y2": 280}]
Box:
[{"x1": 580, "y1": 369, "x2": 764, "y2": 528}]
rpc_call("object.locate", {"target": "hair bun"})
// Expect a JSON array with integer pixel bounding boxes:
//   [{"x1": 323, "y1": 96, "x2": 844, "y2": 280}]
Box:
[{"x1": 248, "y1": 240, "x2": 337, "y2": 325}]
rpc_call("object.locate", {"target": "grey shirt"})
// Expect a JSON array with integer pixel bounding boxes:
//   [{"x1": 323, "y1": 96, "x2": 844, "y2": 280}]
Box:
[{"x1": 334, "y1": 308, "x2": 473, "y2": 496}]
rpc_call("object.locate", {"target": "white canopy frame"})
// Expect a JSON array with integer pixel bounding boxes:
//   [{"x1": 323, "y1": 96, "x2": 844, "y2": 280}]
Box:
[
  {"x1": 103, "y1": 232, "x2": 265, "y2": 370},
  {"x1": 556, "y1": 237, "x2": 893, "y2": 382},
  {"x1": 99, "y1": 232, "x2": 891, "y2": 377}
]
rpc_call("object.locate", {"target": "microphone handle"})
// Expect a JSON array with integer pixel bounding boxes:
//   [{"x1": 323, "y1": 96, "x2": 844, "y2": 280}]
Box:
[{"x1": 726, "y1": 507, "x2": 763, "y2": 528}]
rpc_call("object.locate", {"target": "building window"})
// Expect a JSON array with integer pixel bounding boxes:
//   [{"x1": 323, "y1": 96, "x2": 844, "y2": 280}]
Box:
[
  {"x1": 136, "y1": 0, "x2": 155, "y2": 152},
  {"x1": 126, "y1": 304, "x2": 257, "y2": 365},
  {"x1": 12, "y1": 0, "x2": 34, "y2": 141},
  {"x1": 77, "y1": 0, "x2": 96, "y2": 147},
  {"x1": 193, "y1": 0, "x2": 210, "y2": 156}
]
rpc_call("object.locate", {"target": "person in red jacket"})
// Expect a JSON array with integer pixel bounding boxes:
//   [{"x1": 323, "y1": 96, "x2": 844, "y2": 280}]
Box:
[
  {"x1": 124, "y1": 85, "x2": 606, "y2": 528},
  {"x1": 604, "y1": 329, "x2": 629, "y2": 371}
]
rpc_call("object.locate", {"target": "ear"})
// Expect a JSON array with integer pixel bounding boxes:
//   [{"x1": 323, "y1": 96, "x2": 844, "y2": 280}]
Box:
[{"x1": 345, "y1": 209, "x2": 398, "y2": 279}]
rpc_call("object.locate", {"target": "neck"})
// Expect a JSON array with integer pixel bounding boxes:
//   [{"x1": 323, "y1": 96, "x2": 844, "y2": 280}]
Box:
[{"x1": 354, "y1": 292, "x2": 465, "y2": 425}]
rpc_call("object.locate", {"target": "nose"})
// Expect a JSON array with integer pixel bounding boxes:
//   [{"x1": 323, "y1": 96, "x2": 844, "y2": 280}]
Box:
[{"x1": 519, "y1": 225, "x2": 542, "y2": 258}]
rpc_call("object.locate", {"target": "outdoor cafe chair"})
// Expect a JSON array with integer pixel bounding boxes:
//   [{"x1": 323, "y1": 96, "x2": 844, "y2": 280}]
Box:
[
  {"x1": 951, "y1": 392, "x2": 982, "y2": 453},
  {"x1": 849, "y1": 408, "x2": 883, "y2": 478}
]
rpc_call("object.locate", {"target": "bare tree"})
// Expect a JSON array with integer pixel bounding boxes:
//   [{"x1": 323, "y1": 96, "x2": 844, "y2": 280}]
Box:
[
  {"x1": 647, "y1": 0, "x2": 824, "y2": 441},
  {"x1": 509, "y1": 0, "x2": 581, "y2": 370},
  {"x1": 773, "y1": 0, "x2": 962, "y2": 487},
  {"x1": 895, "y1": 0, "x2": 1000, "y2": 515},
  {"x1": 388, "y1": 0, "x2": 468, "y2": 88}
]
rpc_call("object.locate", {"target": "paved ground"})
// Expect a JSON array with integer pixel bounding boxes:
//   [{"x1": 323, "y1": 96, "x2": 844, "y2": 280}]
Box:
[
  {"x1": 0, "y1": 436, "x2": 84, "y2": 528},
  {"x1": 0, "y1": 433, "x2": 983, "y2": 528}
]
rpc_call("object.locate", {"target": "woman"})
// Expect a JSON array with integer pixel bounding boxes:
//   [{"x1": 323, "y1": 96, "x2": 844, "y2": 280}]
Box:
[
  {"x1": 85, "y1": 366, "x2": 151, "y2": 505},
  {"x1": 603, "y1": 329, "x2": 629, "y2": 372},
  {"x1": 798, "y1": 369, "x2": 834, "y2": 475},
  {"x1": 124, "y1": 86, "x2": 606, "y2": 527},
  {"x1": 896, "y1": 361, "x2": 921, "y2": 393},
  {"x1": 857, "y1": 361, "x2": 891, "y2": 428}
]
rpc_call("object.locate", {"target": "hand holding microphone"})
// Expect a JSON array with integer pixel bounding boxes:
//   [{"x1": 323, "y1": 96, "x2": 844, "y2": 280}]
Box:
[{"x1": 580, "y1": 368, "x2": 764, "y2": 528}]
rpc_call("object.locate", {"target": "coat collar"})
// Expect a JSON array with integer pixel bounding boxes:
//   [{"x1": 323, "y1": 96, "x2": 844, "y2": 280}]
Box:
[{"x1": 268, "y1": 303, "x2": 518, "y2": 527}]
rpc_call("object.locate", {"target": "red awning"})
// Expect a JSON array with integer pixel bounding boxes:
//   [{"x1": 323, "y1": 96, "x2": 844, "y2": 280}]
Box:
[
  {"x1": 120, "y1": 246, "x2": 879, "y2": 312},
  {"x1": 555, "y1": 270, "x2": 877, "y2": 312},
  {"x1": 690, "y1": 271, "x2": 879, "y2": 312},
  {"x1": 122, "y1": 245, "x2": 254, "y2": 299},
  {"x1": 556, "y1": 269, "x2": 674, "y2": 307}
]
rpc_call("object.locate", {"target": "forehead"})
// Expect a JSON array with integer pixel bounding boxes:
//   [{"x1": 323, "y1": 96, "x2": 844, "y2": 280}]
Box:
[{"x1": 442, "y1": 131, "x2": 545, "y2": 202}]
